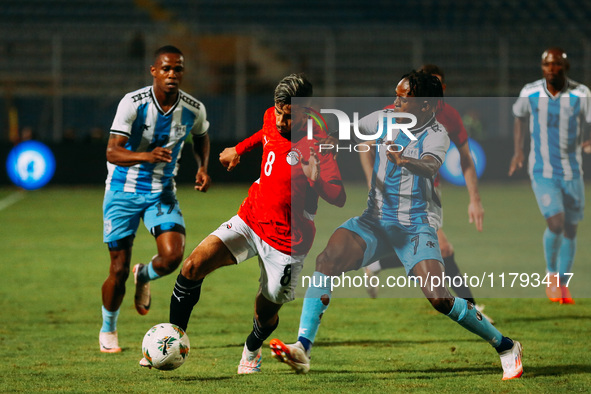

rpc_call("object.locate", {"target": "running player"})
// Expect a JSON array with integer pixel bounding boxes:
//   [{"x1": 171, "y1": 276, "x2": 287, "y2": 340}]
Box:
[
  {"x1": 161, "y1": 74, "x2": 345, "y2": 374},
  {"x1": 100, "y1": 45, "x2": 211, "y2": 353},
  {"x1": 271, "y1": 70, "x2": 523, "y2": 381},
  {"x1": 509, "y1": 47, "x2": 591, "y2": 304},
  {"x1": 362, "y1": 64, "x2": 491, "y2": 322}
]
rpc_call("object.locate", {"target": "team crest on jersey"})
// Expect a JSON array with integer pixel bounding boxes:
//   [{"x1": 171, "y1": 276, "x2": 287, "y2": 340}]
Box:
[
  {"x1": 171, "y1": 125, "x2": 187, "y2": 139},
  {"x1": 286, "y1": 150, "x2": 300, "y2": 166},
  {"x1": 404, "y1": 147, "x2": 419, "y2": 159}
]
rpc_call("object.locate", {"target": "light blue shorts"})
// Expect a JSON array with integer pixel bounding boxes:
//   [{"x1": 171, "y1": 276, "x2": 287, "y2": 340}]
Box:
[
  {"x1": 103, "y1": 189, "x2": 185, "y2": 243},
  {"x1": 531, "y1": 175, "x2": 584, "y2": 224},
  {"x1": 339, "y1": 215, "x2": 442, "y2": 274}
]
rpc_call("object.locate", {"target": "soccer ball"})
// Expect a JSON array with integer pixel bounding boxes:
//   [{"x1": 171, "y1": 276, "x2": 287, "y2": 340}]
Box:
[{"x1": 141, "y1": 323, "x2": 190, "y2": 370}]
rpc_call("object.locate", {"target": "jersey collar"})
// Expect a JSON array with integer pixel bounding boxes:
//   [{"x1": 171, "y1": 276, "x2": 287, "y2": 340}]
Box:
[{"x1": 150, "y1": 86, "x2": 181, "y2": 116}]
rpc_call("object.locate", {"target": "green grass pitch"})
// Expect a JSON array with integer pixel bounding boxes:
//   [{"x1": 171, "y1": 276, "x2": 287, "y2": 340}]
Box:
[{"x1": 1, "y1": 181, "x2": 590, "y2": 392}]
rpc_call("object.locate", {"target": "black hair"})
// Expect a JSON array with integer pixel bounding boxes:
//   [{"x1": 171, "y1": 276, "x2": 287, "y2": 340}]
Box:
[
  {"x1": 274, "y1": 73, "x2": 313, "y2": 104},
  {"x1": 400, "y1": 70, "x2": 444, "y2": 108},
  {"x1": 153, "y1": 45, "x2": 183, "y2": 61},
  {"x1": 418, "y1": 64, "x2": 445, "y2": 83}
]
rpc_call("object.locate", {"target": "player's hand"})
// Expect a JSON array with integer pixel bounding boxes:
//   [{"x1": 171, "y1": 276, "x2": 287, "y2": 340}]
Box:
[
  {"x1": 148, "y1": 147, "x2": 173, "y2": 163},
  {"x1": 315, "y1": 135, "x2": 339, "y2": 159},
  {"x1": 385, "y1": 142, "x2": 407, "y2": 166},
  {"x1": 508, "y1": 152, "x2": 524, "y2": 176},
  {"x1": 301, "y1": 147, "x2": 320, "y2": 182},
  {"x1": 468, "y1": 200, "x2": 484, "y2": 232},
  {"x1": 583, "y1": 139, "x2": 591, "y2": 154},
  {"x1": 194, "y1": 168, "x2": 211, "y2": 192},
  {"x1": 219, "y1": 147, "x2": 240, "y2": 171}
]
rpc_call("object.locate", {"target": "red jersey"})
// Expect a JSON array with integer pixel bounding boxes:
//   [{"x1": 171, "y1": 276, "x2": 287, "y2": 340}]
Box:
[{"x1": 235, "y1": 107, "x2": 345, "y2": 255}]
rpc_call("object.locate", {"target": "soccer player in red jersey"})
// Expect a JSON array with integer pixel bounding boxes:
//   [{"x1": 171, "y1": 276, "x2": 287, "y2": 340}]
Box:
[
  {"x1": 160, "y1": 73, "x2": 345, "y2": 374},
  {"x1": 361, "y1": 64, "x2": 491, "y2": 321}
]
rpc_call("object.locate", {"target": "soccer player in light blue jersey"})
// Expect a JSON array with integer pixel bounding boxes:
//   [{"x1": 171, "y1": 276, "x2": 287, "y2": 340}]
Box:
[
  {"x1": 271, "y1": 71, "x2": 523, "y2": 380},
  {"x1": 510, "y1": 47, "x2": 591, "y2": 305},
  {"x1": 99, "y1": 45, "x2": 211, "y2": 353}
]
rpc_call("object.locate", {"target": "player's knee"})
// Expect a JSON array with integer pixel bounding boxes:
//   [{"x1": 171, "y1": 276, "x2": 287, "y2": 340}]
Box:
[
  {"x1": 180, "y1": 255, "x2": 203, "y2": 280},
  {"x1": 156, "y1": 250, "x2": 184, "y2": 275},
  {"x1": 315, "y1": 249, "x2": 339, "y2": 276},
  {"x1": 429, "y1": 297, "x2": 454, "y2": 315},
  {"x1": 546, "y1": 215, "x2": 564, "y2": 234},
  {"x1": 110, "y1": 261, "x2": 130, "y2": 285}
]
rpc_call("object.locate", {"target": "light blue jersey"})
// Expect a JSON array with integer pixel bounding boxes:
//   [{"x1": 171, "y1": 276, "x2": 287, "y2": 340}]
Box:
[
  {"x1": 106, "y1": 86, "x2": 209, "y2": 193},
  {"x1": 359, "y1": 112, "x2": 450, "y2": 230},
  {"x1": 513, "y1": 78, "x2": 591, "y2": 181}
]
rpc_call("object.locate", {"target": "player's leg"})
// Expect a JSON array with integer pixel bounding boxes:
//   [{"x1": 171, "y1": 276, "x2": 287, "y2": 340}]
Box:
[
  {"x1": 134, "y1": 192, "x2": 187, "y2": 314},
  {"x1": 239, "y1": 242, "x2": 305, "y2": 374},
  {"x1": 169, "y1": 234, "x2": 236, "y2": 331},
  {"x1": 413, "y1": 259, "x2": 522, "y2": 380},
  {"x1": 532, "y1": 177, "x2": 565, "y2": 301},
  {"x1": 239, "y1": 292, "x2": 282, "y2": 374},
  {"x1": 100, "y1": 236, "x2": 134, "y2": 353},
  {"x1": 556, "y1": 177, "x2": 584, "y2": 304},
  {"x1": 133, "y1": 228, "x2": 186, "y2": 315},
  {"x1": 272, "y1": 219, "x2": 371, "y2": 374},
  {"x1": 100, "y1": 190, "x2": 142, "y2": 352},
  {"x1": 169, "y1": 215, "x2": 257, "y2": 332},
  {"x1": 544, "y1": 212, "x2": 565, "y2": 301}
]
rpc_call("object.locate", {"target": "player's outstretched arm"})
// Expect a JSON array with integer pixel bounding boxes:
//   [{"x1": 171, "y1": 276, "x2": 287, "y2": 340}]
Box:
[
  {"x1": 386, "y1": 146, "x2": 441, "y2": 178},
  {"x1": 457, "y1": 141, "x2": 484, "y2": 232},
  {"x1": 508, "y1": 117, "x2": 527, "y2": 176},
  {"x1": 220, "y1": 129, "x2": 266, "y2": 171},
  {"x1": 106, "y1": 134, "x2": 172, "y2": 166},
  {"x1": 192, "y1": 133, "x2": 211, "y2": 192}
]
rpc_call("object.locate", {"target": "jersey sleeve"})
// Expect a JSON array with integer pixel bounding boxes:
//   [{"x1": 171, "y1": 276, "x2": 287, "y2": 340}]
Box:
[
  {"x1": 580, "y1": 85, "x2": 591, "y2": 124},
  {"x1": 190, "y1": 104, "x2": 210, "y2": 137},
  {"x1": 235, "y1": 129, "x2": 264, "y2": 155},
  {"x1": 421, "y1": 130, "x2": 450, "y2": 164},
  {"x1": 512, "y1": 87, "x2": 530, "y2": 118},
  {"x1": 110, "y1": 95, "x2": 137, "y2": 137}
]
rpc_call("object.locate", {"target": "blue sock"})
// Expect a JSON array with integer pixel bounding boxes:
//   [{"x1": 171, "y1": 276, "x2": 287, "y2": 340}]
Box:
[
  {"x1": 137, "y1": 261, "x2": 161, "y2": 283},
  {"x1": 543, "y1": 228, "x2": 562, "y2": 273},
  {"x1": 101, "y1": 305, "x2": 120, "y2": 333},
  {"x1": 558, "y1": 236, "x2": 576, "y2": 283},
  {"x1": 297, "y1": 272, "x2": 332, "y2": 352},
  {"x1": 447, "y1": 297, "x2": 503, "y2": 348}
]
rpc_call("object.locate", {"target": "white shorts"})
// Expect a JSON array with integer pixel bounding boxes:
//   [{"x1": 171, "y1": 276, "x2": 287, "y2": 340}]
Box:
[{"x1": 211, "y1": 215, "x2": 306, "y2": 304}]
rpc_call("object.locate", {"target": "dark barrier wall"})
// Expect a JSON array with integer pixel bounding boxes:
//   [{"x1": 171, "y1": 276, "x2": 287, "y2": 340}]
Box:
[{"x1": 2, "y1": 138, "x2": 591, "y2": 187}]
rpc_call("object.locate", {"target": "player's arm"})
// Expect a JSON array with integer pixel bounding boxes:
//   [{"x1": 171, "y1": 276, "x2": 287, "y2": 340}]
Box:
[
  {"x1": 386, "y1": 148, "x2": 442, "y2": 178},
  {"x1": 192, "y1": 133, "x2": 211, "y2": 192},
  {"x1": 457, "y1": 141, "x2": 484, "y2": 232},
  {"x1": 508, "y1": 116, "x2": 528, "y2": 176},
  {"x1": 106, "y1": 134, "x2": 172, "y2": 166},
  {"x1": 219, "y1": 129, "x2": 264, "y2": 171},
  {"x1": 582, "y1": 121, "x2": 591, "y2": 154},
  {"x1": 302, "y1": 147, "x2": 346, "y2": 207}
]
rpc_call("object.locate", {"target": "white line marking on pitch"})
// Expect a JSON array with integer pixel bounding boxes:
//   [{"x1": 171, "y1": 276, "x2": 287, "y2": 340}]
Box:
[{"x1": 0, "y1": 191, "x2": 26, "y2": 211}]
